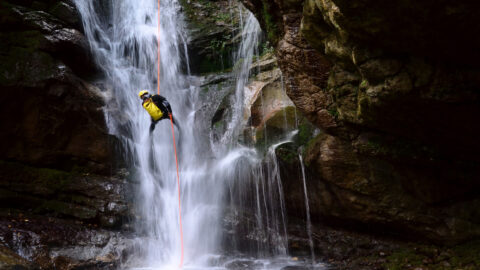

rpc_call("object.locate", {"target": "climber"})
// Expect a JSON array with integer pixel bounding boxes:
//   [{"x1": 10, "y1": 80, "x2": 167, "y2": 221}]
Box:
[{"x1": 138, "y1": 90, "x2": 179, "y2": 133}]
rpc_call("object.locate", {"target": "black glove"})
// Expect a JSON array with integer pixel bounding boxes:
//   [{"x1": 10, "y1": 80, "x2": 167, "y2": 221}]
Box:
[{"x1": 149, "y1": 122, "x2": 156, "y2": 133}]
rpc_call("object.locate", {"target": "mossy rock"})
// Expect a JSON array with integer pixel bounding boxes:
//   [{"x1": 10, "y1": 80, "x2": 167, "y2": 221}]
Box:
[
  {"x1": 255, "y1": 106, "x2": 317, "y2": 152},
  {"x1": 179, "y1": 0, "x2": 240, "y2": 74},
  {"x1": 383, "y1": 240, "x2": 480, "y2": 270},
  {"x1": 0, "y1": 30, "x2": 59, "y2": 87},
  {"x1": 255, "y1": 106, "x2": 297, "y2": 147},
  {"x1": 274, "y1": 142, "x2": 298, "y2": 165},
  {"x1": 0, "y1": 161, "x2": 74, "y2": 196},
  {"x1": 34, "y1": 199, "x2": 97, "y2": 220}
]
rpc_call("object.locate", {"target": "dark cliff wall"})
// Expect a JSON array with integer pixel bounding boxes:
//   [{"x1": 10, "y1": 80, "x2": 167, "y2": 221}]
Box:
[
  {"x1": 242, "y1": 0, "x2": 480, "y2": 244},
  {"x1": 0, "y1": 0, "x2": 117, "y2": 174},
  {"x1": 0, "y1": 2, "x2": 131, "y2": 268}
]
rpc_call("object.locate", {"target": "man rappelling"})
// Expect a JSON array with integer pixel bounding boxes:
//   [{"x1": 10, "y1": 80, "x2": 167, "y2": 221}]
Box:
[{"x1": 138, "y1": 90, "x2": 179, "y2": 133}]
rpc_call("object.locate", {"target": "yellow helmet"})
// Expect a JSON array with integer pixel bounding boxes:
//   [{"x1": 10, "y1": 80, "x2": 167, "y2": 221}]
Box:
[{"x1": 138, "y1": 90, "x2": 149, "y2": 99}]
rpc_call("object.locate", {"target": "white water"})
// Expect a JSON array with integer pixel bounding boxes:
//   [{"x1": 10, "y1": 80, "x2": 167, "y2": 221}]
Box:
[
  {"x1": 75, "y1": 0, "x2": 324, "y2": 269},
  {"x1": 299, "y1": 152, "x2": 315, "y2": 264}
]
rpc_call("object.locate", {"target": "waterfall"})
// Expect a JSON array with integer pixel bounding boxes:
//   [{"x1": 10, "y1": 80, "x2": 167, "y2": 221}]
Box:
[
  {"x1": 299, "y1": 152, "x2": 315, "y2": 264},
  {"x1": 75, "y1": 0, "x2": 322, "y2": 269}
]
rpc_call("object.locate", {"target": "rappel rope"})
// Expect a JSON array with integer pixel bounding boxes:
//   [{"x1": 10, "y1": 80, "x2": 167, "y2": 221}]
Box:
[
  {"x1": 157, "y1": 0, "x2": 185, "y2": 267},
  {"x1": 157, "y1": 0, "x2": 161, "y2": 95},
  {"x1": 170, "y1": 113, "x2": 184, "y2": 267}
]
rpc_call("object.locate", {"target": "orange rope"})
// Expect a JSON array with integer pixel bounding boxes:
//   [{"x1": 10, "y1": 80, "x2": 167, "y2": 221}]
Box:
[
  {"x1": 169, "y1": 113, "x2": 184, "y2": 268},
  {"x1": 158, "y1": 0, "x2": 183, "y2": 266},
  {"x1": 157, "y1": 0, "x2": 161, "y2": 94}
]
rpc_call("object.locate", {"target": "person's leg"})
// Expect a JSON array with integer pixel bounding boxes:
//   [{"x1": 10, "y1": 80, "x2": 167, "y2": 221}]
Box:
[
  {"x1": 149, "y1": 121, "x2": 157, "y2": 133},
  {"x1": 169, "y1": 114, "x2": 180, "y2": 131}
]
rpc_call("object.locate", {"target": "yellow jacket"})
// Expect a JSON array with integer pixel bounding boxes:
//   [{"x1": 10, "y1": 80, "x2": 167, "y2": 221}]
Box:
[{"x1": 142, "y1": 98, "x2": 163, "y2": 121}]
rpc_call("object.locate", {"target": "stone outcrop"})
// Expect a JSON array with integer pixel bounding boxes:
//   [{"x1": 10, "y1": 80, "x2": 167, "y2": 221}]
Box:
[
  {"x1": 243, "y1": 52, "x2": 317, "y2": 149},
  {"x1": 180, "y1": 0, "x2": 244, "y2": 74},
  {"x1": 0, "y1": 161, "x2": 134, "y2": 269},
  {"x1": 0, "y1": 0, "x2": 115, "y2": 174},
  {"x1": 241, "y1": 0, "x2": 480, "y2": 244},
  {"x1": 0, "y1": 1, "x2": 133, "y2": 269},
  {"x1": 0, "y1": 215, "x2": 132, "y2": 270}
]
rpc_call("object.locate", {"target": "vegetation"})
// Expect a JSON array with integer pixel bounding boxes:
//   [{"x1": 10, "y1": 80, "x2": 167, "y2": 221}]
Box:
[
  {"x1": 327, "y1": 107, "x2": 339, "y2": 118},
  {"x1": 383, "y1": 240, "x2": 480, "y2": 270},
  {"x1": 0, "y1": 160, "x2": 73, "y2": 191},
  {"x1": 261, "y1": 0, "x2": 280, "y2": 44}
]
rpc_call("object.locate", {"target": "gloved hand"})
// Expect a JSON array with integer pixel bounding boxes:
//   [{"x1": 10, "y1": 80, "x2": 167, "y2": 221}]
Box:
[{"x1": 149, "y1": 122, "x2": 155, "y2": 133}]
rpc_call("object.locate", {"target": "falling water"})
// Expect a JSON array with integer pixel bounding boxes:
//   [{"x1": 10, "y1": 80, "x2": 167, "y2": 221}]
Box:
[
  {"x1": 75, "y1": 0, "x2": 323, "y2": 269},
  {"x1": 299, "y1": 151, "x2": 315, "y2": 264}
]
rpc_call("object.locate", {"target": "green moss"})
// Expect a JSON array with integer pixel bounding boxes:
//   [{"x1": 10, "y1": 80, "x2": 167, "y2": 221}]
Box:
[
  {"x1": 381, "y1": 241, "x2": 480, "y2": 270},
  {"x1": 275, "y1": 143, "x2": 297, "y2": 164},
  {"x1": 385, "y1": 248, "x2": 424, "y2": 270},
  {"x1": 357, "y1": 96, "x2": 371, "y2": 120},
  {"x1": 328, "y1": 107, "x2": 339, "y2": 118},
  {"x1": 35, "y1": 200, "x2": 97, "y2": 219},
  {"x1": 261, "y1": 0, "x2": 280, "y2": 44},
  {"x1": 450, "y1": 240, "x2": 480, "y2": 267},
  {"x1": 297, "y1": 122, "x2": 314, "y2": 146},
  {"x1": 214, "y1": 120, "x2": 223, "y2": 129},
  {"x1": 360, "y1": 79, "x2": 368, "y2": 88},
  {"x1": 215, "y1": 12, "x2": 231, "y2": 23},
  {"x1": 260, "y1": 41, "x2": 275, "y2": 56},
  {"x1": 0, "y1": 161, "x2": 73, "y2": 192}
]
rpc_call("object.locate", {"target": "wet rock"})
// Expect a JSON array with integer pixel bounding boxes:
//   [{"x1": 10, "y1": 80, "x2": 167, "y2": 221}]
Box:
[
  {"x1": 0, "y1": 161, "x2": 133, "y2": 228},
  {"x1": 0, "y1": 0, "x2": 113, "y2": 174},
  {"x1": 0, "y1": 215, "x2": 134, "y2": 270},
  {"x1": 281, "y1": 266, "x2": 308, "y2": 270},
  {"x1": 195, "y1": 71, "x2": 235, "y2": 146},
  {"x1": 254, "y1": 106, "x2": 296, "y2": 147},
  {"x1": 0, "y1": 245, "x2": 38, "y2": 270},
  {"x1": 243, "y1": 0, "x2": 480, "y2": 244},
  {"x1": 49, "y1": 1, "x2": 81, "y2": 28},
  {"x1": 249, "y1": 72, "x2": 289, "y2": 127},
  {"x1": 225, "y1": 259, "x2": 263, "y2": 270},
  {"x1": 180, "y1": 0, "x2": 243, "y2": 74},
  {"x1": 302, "y1": 133, "x2": 480, "y2": 243}
]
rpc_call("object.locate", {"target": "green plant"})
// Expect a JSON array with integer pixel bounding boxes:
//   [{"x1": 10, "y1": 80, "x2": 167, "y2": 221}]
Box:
[
  {"x1": 215, "y1": 12, "x2": 230, "y2": 23},
  {"x1": 261, "y1": 0, "x2": 280, "y2": 44},
  {"x1": 328, "y1": 108, "x2": 339, "y2": 118},
  {"x1": 360, "y1": 79, "x2": 368, "y2": 88}
]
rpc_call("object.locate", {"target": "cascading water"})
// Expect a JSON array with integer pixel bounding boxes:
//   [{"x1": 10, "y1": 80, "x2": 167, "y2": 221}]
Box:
[
  {"x1": 75, "y1": 0, "x2": 325, "y2": 269},
  {"x1": 299, "y1": 151, "x2": 315, "y2": 264}
]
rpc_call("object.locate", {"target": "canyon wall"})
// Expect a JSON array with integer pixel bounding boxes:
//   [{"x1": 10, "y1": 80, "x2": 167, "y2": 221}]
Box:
[
  {"x1": 0, "y1": 1, "x2": 131, "y2": 269},
  {"x1": 242, "y1": 0, "x2": 480, "y2": 244}
]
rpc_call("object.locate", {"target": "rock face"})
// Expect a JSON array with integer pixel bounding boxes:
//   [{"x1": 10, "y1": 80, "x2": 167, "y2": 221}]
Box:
[
  {"x1": 242, "y1": 0, "x2": 480, "y2": 244},
  {"x1": 180, "y1": 0, "x2": 243, "y2": 74},
  {"x1": 0, "y1": 160, "x2": 134, "y2": 269},
  {"x1": 243, "y1": 52, "x2": 317, "y2": 149},
  {"x1": 0, "y1": 160, "x2": 134, "y2": 268},
  {"x1": 0, "y1": 1, "x2": 133, "y2": 269},
  {"x1": 0, "y1": 0, "x2": 115, "y2": 174}
]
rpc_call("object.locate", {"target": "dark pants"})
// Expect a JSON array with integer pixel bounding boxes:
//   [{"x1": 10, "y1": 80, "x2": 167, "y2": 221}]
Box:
[{"x1": 149, "y1": 114, "x2": 179, "y2": 133}]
